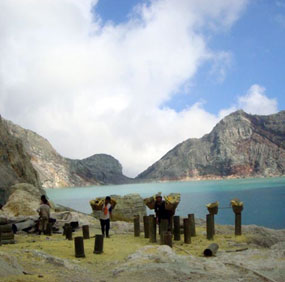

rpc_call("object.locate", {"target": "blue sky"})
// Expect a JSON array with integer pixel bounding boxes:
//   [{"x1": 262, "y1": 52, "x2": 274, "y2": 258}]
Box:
[
  {"x1": 96, "y1": 0, "x2": 285, "y2": 114},
  {"x1": 0, "y1": 0, "x2": 284, "y2": 176}
]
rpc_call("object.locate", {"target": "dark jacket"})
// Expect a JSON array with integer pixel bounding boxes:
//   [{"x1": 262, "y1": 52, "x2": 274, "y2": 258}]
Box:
[{"x1": 154, "y1": 201, "x2": 172, "y2": 220}]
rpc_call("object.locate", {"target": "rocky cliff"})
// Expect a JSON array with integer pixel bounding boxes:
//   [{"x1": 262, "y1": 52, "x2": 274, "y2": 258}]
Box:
[
  {"x1": 137, "y1": 110, "x2": 285, "y2": 181},
  {"x1": 69, "y1": 154, "x2": 132, "y2": 186},
  {"x1": 0, "y1": 116, "x2": 41, "y2": 205},
  {"x1": 6, "y1": 119, "x2": 132, "y2": 188}
]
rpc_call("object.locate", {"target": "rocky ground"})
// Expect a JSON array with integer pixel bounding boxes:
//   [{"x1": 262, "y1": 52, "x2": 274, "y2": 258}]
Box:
[{"x1": 0, "y1": 214, "x2": 284, "y2": 282}]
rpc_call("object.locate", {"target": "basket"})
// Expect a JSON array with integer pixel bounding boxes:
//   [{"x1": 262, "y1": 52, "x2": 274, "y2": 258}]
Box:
[
  {"x1": 207, "y1": 206, "x2": 218, "y2": 215},
  {"x1": 165, "y1": 202, "x2": 178, "y2": 212},
  {"x1": 110, "y1": 199, "x2": 117, "y2": 209},
  {"x1": 232, "y1": 205, "x2": 243, "y2": 214},
  {"x1": 144, "y1": 197, "x2": 156, "y2": 210},
  {"x1": 90, "y1": 199, "x2": 103, "y2": 211},
  {"x1": 91, "y1": 203, "x2": 103, "y2": 211}
]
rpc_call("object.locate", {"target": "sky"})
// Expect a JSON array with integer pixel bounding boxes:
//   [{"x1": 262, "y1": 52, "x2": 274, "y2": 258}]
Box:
[{"x1": 0, "y1": 0, "x2": 284, "y2": 177}]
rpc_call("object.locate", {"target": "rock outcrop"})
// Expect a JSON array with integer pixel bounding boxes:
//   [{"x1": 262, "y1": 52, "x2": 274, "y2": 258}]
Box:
[
  {"x1": 2, "y1": 183, "x2": 46, "y2": 217},
  {"x1": 6, "y1": 118, "x2": 132, "y2": 188},
  {"x1": 137, "y1": 110, "x2": 285, "y2": 181},
  {"x1": 69, "y1": 154, "x2": 132, "y2": 186},
  {"x1": 0, "y1": 116, "x2": 41, "y2": 205}
]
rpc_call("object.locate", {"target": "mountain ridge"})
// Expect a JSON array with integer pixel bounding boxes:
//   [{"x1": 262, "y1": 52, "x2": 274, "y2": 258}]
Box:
[
  {"x1": 136, "y1": 110, "x2": 285, "y2": 181},
  {"x1": 2, "y1": 110, "x2": 285, "y2": 188},
  {"x1": 5, "y1": 119, "x2": 132, "y2": 188}
]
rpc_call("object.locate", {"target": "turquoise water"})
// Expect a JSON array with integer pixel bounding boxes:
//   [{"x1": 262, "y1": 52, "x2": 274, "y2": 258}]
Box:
[{"x1": 46, "y1": 177, "x2": 285, "y2": 229}]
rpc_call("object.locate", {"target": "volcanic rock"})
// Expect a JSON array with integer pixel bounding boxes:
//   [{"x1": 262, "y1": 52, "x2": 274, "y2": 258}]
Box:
[{"x1": 137, "y1": 110, "x2": 285, "y2": 181}]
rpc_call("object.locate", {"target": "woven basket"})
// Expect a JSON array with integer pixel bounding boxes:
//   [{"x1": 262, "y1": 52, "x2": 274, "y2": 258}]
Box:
[
  {"x1": 90, "y1": 201, "x2": 103, "y2": 211},
  {"x1": 232, "y1": 205, "x2": 243, "y2": 214},
  {"x1": 110, "y1": 199, "x2": 117, "y2": 209},
  {"x1": 165, "y1": 202, "x2": 179, "y2": 212},
  {"x1": 144, "y1": 197, "x2": 156, "y2": 210},
  {"x1": 207, "y1": 206, "x2": 218, "y2": 215}
]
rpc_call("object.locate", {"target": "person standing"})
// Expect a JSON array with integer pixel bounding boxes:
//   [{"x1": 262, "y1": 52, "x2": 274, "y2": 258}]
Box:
[
  {"x1": 100, "y1": 196, "x2": 112, "y2": 238},
  {"x1": 154, "y1": 193, "x2": 172, "y2": 230},
  {"x1": 37, "y1": 195, "x2": 50, "y2": 235}
]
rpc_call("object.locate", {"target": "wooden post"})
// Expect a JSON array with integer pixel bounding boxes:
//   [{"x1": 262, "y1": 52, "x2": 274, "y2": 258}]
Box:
[
  {"x1": 0, "y1": 224, "x2": 13, "y2": 233},
  {"x1": 0, "y1": 218, "x2": 8, "y2": 225},
  {"x1": 143, "y1": 215, "x2": 149, "y2": 238},
  {"x1": 74, "y1": 236, "x2": 85, "y2": 258},
  {"x1": 206, "y1": 214, "x2": 214, "y2": 240},
  {"x1": 204, "y1": 243, "x2": 219, "y2": 256},
  {"x1": 134, "y1": 215, "x2": 140, "y2": 237},
  {"x1": 235, "y1": 213, "x2": 242, "y2": 235},
  {"x1": 149, "y1": 215, "x2": 156, "y2": 243},
  {"x1": 0, "y1": 232, "x2": 14, "y2": 240},
  {"x1": 65, "y1": 225, "x2": 72, "y2": 241},
  {"x1": 212, "y1": 214, "x2": 215, "y2": 235},
  {"x1": 160, "y1": 219, "x2": 169, "y2": 245},
  {"x1": 183, "y1": 218, "x2": 191, "y2": 244},
  {"x1": 82, "y1": 225, "x2": 90, "y2": 239},
  {"x1": 170, "y1": 216, "x2": 173, "y2": 233},
  {"x1": 162, "y1": 231, "x2": 172, "y2": 248},
  {"x1": 188, "y1": 214, "x2": 196, "y2": 237},
  {"x1": 94, "y1": 234, "x2": 104, "y2": 254},
  {"x1": 173, "y1": 216, "x2": 180, "y2": 241}
]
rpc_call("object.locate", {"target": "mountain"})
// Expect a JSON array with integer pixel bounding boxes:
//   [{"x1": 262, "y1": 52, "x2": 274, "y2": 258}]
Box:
[
  {"x1": 0, "y1": 116, "x2": 42, "y2": 205},
  {"x1": 136, "y1": 110, "x2": 285, "y2": 181},
  {"x1": 6, "y1": 119, "x2": 132, "y2": 188}
]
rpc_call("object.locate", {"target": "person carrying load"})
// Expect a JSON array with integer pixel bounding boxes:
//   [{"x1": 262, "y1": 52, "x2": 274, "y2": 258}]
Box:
[
  {"x1": 154, "y1": 193, "x2": 173, "y2": 230},
  {"x1": 100, "y1": 196, "x2": 113, "y2": 238}
]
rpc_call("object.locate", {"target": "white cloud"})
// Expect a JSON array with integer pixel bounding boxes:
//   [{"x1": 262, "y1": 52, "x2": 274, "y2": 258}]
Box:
[
  {"x1": 238, "y1": 84, "x2": 278, "y2": 115},
  {"x1": 0, "y1": 0, "x2": 248, "y2": 177},
  {"x1": 219, "y1": 84, "x2": 278, "y2": 118}
]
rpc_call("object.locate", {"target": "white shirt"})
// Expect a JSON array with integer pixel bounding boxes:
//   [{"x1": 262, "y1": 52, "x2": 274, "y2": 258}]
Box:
[{"x1": 100, "y1": 203, "x2": 112, "y2": 220}]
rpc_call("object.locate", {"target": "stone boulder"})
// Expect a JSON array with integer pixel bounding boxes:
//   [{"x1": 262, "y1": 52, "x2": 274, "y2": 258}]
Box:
[
  {"x1": 7, "y1": 183, "x2": 45, "y2": 200},
  {"x1": 2, "y1": 183, "x2": 46, "y2": 217},
  {"x1": 91, "y1": 193, "x2": 146, "y2": 221}
]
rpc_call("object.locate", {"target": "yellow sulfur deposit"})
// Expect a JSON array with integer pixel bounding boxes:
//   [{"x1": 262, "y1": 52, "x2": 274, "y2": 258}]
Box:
[
  {"x1": 144, "y1": 192, "x2": 180, "y2": 210},
  {"x1": 164, "y1": 193, "x2": 181, "y2": 204},
  {"x1": 89, "y1": 198, "x2": 104, "y2": 211},
  {"x1": 143, "y1": 192, "x2": 162, "y2": 209},
  {"x1": 90, "y1": 198, "x2": 117, "y2": 211},
  {"x1": 230, "y1": 199, "x2": 243, "y2": 207},
  {"x1": 206, "y1": 201, "x2": 219, "y2": 208}
]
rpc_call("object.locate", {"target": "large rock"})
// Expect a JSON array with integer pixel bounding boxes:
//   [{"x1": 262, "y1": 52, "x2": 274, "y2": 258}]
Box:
[
  {"x1": 91, "y1": 193, "x2": 146, "y2": 221},
  {"x1": 2, "y1": 183, "x2": 46, "y2": 217},
  {"x1": 137, "y1": 110, "x2": 285, "y2": 181},
  {"x1": 0, "y1": 116, "x2": 41, "y2": 205}
]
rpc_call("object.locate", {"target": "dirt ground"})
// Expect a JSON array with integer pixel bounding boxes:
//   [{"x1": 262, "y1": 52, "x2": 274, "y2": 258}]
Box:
[{"x1": 0, "y1": 225, "x2": 284, "y2": 282}]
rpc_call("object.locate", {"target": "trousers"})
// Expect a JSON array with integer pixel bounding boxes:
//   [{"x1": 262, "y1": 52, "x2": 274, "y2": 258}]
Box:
[{"x1": 100, "y1": 219, "x2": 110, "y2": 236}]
